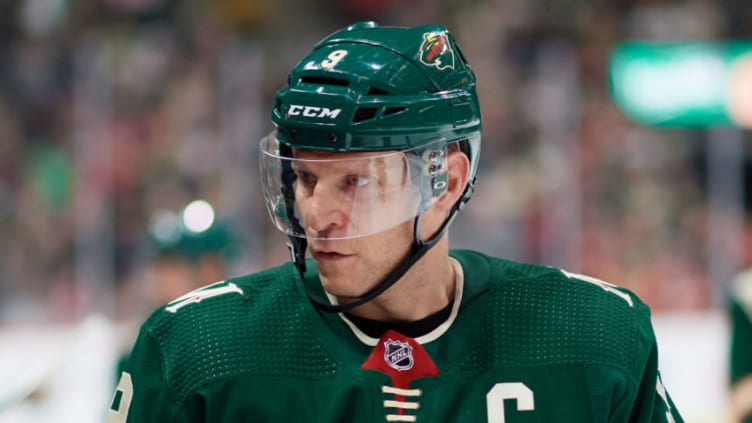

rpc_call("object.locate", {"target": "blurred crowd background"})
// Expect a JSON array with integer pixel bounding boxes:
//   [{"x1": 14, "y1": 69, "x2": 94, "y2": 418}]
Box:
[
  {"x1": 0, "y1": 0, "x2": 750, "y2": 325},
  {"x1": 2, "y1": 0, "x2": 752, "y2": 421}
]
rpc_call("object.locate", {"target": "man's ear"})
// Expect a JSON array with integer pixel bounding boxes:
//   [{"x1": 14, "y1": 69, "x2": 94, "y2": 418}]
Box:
[{"x1": 435, "y1": 150, "x2": 469, "y2": 212}]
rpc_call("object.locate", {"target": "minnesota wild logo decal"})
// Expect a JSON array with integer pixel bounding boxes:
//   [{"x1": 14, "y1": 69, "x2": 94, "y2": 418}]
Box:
[{"x1": 419, "y1": 31, "x2": 455, "y2": 70}]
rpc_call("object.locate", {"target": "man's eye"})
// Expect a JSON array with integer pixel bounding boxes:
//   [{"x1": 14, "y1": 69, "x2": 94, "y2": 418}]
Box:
[
  {"x1": 296, "y1": 171, "x2": 316, "y2": 188},
  {"x1": 344, "y1": 175, "x2": 371, "y2": 188}
]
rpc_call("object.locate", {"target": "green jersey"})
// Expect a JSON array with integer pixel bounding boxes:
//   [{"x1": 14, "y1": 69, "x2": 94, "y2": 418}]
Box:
[
  {"x1": 730, "y1": 270, "x2": 752, "y2": 423},
  {"x1": 106, "y1": 250, "x2": 682, "y2": 422}
]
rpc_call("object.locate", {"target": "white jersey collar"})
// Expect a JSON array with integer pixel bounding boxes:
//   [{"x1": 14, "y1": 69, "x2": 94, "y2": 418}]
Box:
[{"x1": 330, "y1": 257, "x2": 465, "y2": 346}]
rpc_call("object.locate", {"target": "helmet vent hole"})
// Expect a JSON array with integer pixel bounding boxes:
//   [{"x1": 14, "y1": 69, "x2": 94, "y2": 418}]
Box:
[
  {"x1": 383, "y1": 106, "x2": 407, "y2": 117},
  {"x1": 367, "y1": 86, "x2": 391, "y2": 95},
  {"x1": 299, "y1": 76, "x2": 350, "y2": 87},
  {"x1": 353, "y1": 107, "x2": 378, "y2": 123}
]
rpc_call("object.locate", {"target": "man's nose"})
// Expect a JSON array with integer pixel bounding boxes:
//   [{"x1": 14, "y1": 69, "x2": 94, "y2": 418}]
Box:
[{"x1": 304, "y1": 184, "x2": 350, "y2": 236}]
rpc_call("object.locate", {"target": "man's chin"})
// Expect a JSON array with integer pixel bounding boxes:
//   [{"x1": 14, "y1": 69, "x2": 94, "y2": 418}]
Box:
[
  {"x1": 319, "y1": 277, "x2": 356, "y2": 298},
  {"x1": 319, "y1": 273, "x2": 376, "y2": 300}
]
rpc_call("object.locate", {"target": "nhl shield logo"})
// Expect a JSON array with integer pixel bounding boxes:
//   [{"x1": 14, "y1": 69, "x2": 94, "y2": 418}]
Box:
[
  {"x1": 383, "y1": 339, "x2": 414, "y2": 371},
  {"x1": 418, "y1": 31, "x2": 455, "y2": 70}
]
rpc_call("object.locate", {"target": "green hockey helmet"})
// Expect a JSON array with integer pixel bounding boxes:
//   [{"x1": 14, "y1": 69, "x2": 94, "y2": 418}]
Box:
[{"x1": 260, "y1": 21, "x2": 481, "y2": 240}]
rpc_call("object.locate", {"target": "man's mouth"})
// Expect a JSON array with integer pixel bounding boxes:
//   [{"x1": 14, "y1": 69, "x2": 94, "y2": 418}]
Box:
[{"x1": 310, "y1": 249, "x2": 354, "y2": 261}]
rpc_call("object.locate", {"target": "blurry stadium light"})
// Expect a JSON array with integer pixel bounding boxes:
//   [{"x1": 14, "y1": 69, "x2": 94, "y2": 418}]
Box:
[
  {"x1": 149, "y1": 209, "x2": 180, "y2": 243},
  {"x1": 609, "y1": 41, "x2": 752, "y2": 128},
  {"x1": 182, "y1": 200, "x2": 215, "y2": 233}
]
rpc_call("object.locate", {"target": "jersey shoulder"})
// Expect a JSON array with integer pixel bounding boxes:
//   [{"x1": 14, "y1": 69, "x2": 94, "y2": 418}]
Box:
[
  {"x1": 132, "y1": 262, "x2": 339, "y2": 403},
  {"x1": 484, "y1": 251, "x2": 646, "y2": 313},
  {"x1": 457, "y1": 250, "x2": 655, "y2": 377},
  {"x1": 143, "y1": 261, "x2": 295, "y2": 327},
  {"x1": 456, "y1": 249, "x2": 646, "y2": 314}
]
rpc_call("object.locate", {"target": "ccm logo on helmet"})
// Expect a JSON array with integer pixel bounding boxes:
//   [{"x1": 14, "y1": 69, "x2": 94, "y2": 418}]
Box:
[{"x1": 287, "y1": 105, "x2": 342, "y2": 119}]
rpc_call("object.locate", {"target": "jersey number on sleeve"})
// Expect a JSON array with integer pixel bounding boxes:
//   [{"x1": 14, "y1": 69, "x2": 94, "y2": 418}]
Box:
[
  {"x1": 166, "y1": 281, "x2": 243, "y2": 313},
  {"x1": 105, "y1": 371, "x2": 133, "y2": 423},
  {"x1": 486, "y1": 382, "x2": 535, "y2": 423}
]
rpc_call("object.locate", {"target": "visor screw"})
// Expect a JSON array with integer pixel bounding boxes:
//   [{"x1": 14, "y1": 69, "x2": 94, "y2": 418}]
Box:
[
  {"x1": 290, "y1": 128, "x2": 297, "y2": 141},
  {"x1": 328, "y1": 132, "x2": 337, "y2": 143}
]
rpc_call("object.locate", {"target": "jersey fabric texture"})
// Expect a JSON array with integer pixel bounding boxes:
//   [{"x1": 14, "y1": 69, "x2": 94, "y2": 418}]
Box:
[{"x1": 107, "y1": 250, "x2": 683, "y2": 422}]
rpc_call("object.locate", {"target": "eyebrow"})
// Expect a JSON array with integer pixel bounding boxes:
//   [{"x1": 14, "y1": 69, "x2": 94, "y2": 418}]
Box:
[{"x1": 290, "y1": 154, "x2": 408, "y2": 191}]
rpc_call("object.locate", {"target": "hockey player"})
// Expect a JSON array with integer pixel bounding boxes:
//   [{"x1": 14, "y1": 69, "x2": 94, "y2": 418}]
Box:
[{"x1": 106, "y1": 22, "x2": 683, "y2": 422}]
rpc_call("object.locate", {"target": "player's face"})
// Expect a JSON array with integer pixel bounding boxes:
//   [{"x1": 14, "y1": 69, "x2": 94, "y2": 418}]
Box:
[
  {"x1": 292, "y1": 149, "x2": 417, "y2": 297},
  {"x1": 290, "y1": 148, "x2": 419, "y2": 240}
]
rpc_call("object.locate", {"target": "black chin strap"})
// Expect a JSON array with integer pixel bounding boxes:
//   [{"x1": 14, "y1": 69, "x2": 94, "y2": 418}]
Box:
[{"x1": 288, "y1": 178, "x2": 476, "y2": 314}]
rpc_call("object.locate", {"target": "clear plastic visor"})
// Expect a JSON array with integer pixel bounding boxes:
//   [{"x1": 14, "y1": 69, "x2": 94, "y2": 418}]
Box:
[{"x1": 259, "y1": 131, "x2": 449, "y2": 240}]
